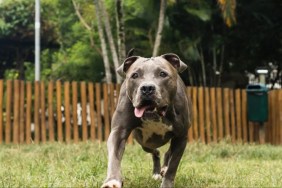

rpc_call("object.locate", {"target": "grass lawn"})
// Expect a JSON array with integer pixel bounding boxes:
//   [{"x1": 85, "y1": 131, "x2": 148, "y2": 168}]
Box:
[{"x1": 1, "y1": 141, "x2": 282, "y2": 187}]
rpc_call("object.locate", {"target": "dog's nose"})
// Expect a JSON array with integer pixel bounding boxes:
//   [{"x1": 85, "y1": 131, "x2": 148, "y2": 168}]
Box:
[{"x1": 140, "y1": 85, "x2": 156, "y2": 96}]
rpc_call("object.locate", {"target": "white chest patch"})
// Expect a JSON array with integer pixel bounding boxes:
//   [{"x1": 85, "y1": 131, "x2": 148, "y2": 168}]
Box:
[{"x1": 137, "y1": 120, "x2": 173, "y2": 143}]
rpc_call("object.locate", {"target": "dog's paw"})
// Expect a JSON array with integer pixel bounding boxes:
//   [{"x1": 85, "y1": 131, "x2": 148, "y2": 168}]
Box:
[
  {"x1": 152, "y1": 173, "x2": 162, "y2": 180},
  {"x1": 160, "y1": 166, "x2": 168, "y2": 177},
  {"x1": 101, "y1": 179, "x2": 122, "y2": 188}
]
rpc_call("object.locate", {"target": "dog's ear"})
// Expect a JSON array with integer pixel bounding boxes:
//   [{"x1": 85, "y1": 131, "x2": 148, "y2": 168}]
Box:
[
  {"x1": 161, "y1": 53, "x2": 187, "y2": 73},
  {"x1": 117, "y1": 56, "x2": 139, "y2": 76}
]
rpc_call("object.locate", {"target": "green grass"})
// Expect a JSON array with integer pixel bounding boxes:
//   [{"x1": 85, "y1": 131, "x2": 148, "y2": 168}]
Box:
[{"x1": 1, "y1": 141, "x2": 282, "y2": 187}]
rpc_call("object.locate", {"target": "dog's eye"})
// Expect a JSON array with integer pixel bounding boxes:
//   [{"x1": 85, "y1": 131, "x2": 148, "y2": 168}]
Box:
[
  {"x1": 159, "y1": 71, "x2": 168, "y2": 78},
  {"x1": 131, "y1": 72, "x2": 139, "y2": 79}
]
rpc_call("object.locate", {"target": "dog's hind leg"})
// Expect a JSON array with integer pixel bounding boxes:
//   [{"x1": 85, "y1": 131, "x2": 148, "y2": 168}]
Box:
[{"x1": 142, "y1": 147, "x2": 162, "y2": 180}]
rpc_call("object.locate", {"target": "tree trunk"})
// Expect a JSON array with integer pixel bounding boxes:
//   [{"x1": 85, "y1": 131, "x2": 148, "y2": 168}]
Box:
[
  {"x1": 93, "y1": 0, "x2": 112, "y2": 83},
  {"x1": 99, "y1": 0, "x2": 122, "y2": 83},
  {"x1": 199, "y1": 47, "x2": 206, "y2": 87},
  {"x1": 115, "y1": 0, "x2": 126, "y2": 64},
  {"x1": 152, "y1": 0, "x2": 167, "y2": 57}
]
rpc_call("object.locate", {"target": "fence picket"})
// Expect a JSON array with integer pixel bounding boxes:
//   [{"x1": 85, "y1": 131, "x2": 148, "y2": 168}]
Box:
[
  {"x1": 0, "y1": 80, "x2": 3, "y2": 143},
  {"x1": 217, "y1": 88, "x2": 224, "y2": 140},
  {"x1": 64, "y1": 82, "x2": 71, "y2": 143},
  {"x1": 192, "y1": 87, "x2": 199, "y2": 140},
  {"x1": 13, "y1": 80, "x2": 20, "y2": 144},
  {"x1": 198, "y1": 87, "x2": 205, "y2": 143},
  {"x1": 279, "y1": 91, "x2": 282, "y2": 144},
  {"x1": 20, "y1": 81, "x2": 25, "y2": 143},
  {"x1": 88, "y1": 82, "x2": 96, "y2": 141},
  {"x1": 241, "y1": 90, "x2": 248, "y2": 143},
  {"x1": 95, "y1": 83, "x2": 102, "y2": 142},
  {"x1": 40, "y1": 82, "x2": 46, "y2": 143},
  {"x1": 187, "y1": 87, "x2": 193, "y2": 142},
  {"x1": 230, "y1": 90, "x2": 236, "y2": 143},
  {"x1": 235, "y1": 89, "x2": 242, "y2": 141},
  {"x1": 80, "y1": 82, "x2": 88, "y2": 141},
  {"x1": 48, "y1": 81, "x2": 54, "y2": 142},
  {"x1": 26, "y1": 82, "x2": 32, "y2": 144},
  {"x1": 72, "y1": 82, "x2": 79, "y2": 143},
  {"x1": 204, "y1": 87, "x2": 211, "y2": 144},
  {"x1": 103, "y1": 84, "x2": 110, "y2": 141},
  {"x1": 56, "y1": 81, "x2": 63, "y2": 142},
  {"x1": 223, "y1": 88, "x2": 230, "y2": 138},
  {"x1": 210, "y1": 88, "x2": 217, "y2": 142},
  {"x1": 34, "y1": 81, "x2": 40, "y2": 143}
]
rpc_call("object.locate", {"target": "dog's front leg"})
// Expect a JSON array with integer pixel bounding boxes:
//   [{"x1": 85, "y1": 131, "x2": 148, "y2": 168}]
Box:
[
  {"x1": 102, "y1": 128, "x2": 130, "y2": 188},
  {"x1": 161, "y1": 136, "x2": 187, "y2": 188}
]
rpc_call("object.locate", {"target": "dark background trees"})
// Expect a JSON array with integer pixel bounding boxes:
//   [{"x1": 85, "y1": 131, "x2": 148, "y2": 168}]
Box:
[{"x1": 0, "y1": 0, "x2": 281, "y2": 87}]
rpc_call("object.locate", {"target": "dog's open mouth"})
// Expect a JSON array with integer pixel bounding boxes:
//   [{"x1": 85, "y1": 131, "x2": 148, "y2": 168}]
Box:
[{"x1": 134, "y1": 100, "x2": 168, "y2": 118}]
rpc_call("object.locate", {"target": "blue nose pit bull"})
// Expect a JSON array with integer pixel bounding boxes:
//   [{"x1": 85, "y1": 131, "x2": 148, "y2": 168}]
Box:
[{"x1": 102, "y1": 53, "x2": 192, "y2": 188}]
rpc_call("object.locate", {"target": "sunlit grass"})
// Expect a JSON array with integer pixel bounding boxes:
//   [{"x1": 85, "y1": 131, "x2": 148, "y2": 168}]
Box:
[{"x1": 0, "y1": 141, "x2": 282, "y2": 187}]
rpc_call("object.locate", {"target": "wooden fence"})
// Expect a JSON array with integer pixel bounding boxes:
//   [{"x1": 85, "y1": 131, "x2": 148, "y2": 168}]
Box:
[{"x1": 0, "y1": 80, "x2": 281, "y2": 145}]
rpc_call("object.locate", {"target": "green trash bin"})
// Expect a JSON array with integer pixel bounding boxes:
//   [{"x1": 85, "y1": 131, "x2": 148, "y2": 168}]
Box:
[{"x1": 246, "y1": 84, "x2": 268, "y2": 122}]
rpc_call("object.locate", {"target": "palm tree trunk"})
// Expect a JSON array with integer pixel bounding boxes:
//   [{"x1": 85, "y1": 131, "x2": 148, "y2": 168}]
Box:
[
  {"x1": 99, "y1": 0, "x2": 122, "y2": 83},
  {"x1": 93, "y1": 0, "x2": 112, "y2": 83},
  {"x1": 152, "y1": 0, "x2": 167, "y2": 57}
]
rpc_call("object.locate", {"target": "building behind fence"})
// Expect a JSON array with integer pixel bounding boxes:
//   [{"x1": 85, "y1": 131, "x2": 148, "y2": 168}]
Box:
[{"x1": 0, "y1": 80, "x2": 281, "y2": 145}]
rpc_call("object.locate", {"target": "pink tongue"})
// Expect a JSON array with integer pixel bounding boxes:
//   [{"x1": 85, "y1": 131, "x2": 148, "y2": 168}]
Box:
[{"x1": 134, "y1": 107, "x2": 147, "y2": 118}]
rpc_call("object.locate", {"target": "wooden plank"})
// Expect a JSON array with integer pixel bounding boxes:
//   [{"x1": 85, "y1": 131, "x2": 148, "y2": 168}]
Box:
[
  {"x1": 0, "y1": 80, "x2": 3, "y2": 143},
  {"x1": 279, "y1": 90, "x2": 282, "y2": 144},
  {"x1": 95, "y1": 83, "x2": 102, "y2": 142},
  {"x1": 192, "y1": 87, "x2": 199, "y2": 141},
  {"x1": 265, "y1": 90, "x2": 272, "y2": 143},
  {"x1": 64, "y1": 82, "x2": 71, "y2": 143},
  {"x1": 210, "y1": 87, "x2": 217, "y2": 142},
  {"x1": 80, "y1": 82, "x2": 88, "y2": 141},
  {"x1": 216, "y1": 88, "x2": 224, "y2": 140},
  {"x1": 40, "y1": 82, "x2": 46, "y2": 143},
  {"x1": 229, "y1": 89, "x2": 236, "y2": 143},
  {"x1": 34, "y1": 81, "x2": 40, "y2": 143},
  {"x1": 235, "y1": 89, "x2": 242, "y2": 142},
  {"x1": 271, "y1": 90, "x2": 276, "y2": 144},
  {"x1": 110, "y1": 83, "x2": 115, "y2": 118},
  {"x1": 187, "y1": 87, "x2": 193, "y2": 142},
  {"x1": 72, "y1": 81, "x2": 79, "y2": 143},
  {"x1": 241, "y1": 90, "x2": 248, "y2": 143},
  {"x1": 103, "y1": 83, "x2": 110, "y2": 141},
  {"x1": 198, "y1": 87, "x2": 205, "y2": 143},
  {"x1": 56, "y1": 81, "x2": 63, "y2": 142},
  {"x1": 274, "y1": 90, "x2": 280, "y2": 144},
  {"x1": 13, "y1": 80, "x2": 20, "y2": 144},
  {"x1": 26, "y1": 82, "x2": 32, "y2": 144},
  {"x1": 223, "y1": 88, "x2": 230, "y2": 138},
  {"x1": 88, "y1": 82, "x2": 96, "y2": 141},
  {"x1": 204, "y1": 87, "x2": 211, "y2": 144},
  {"x1": 19, "y1": 81, "x2": 25, "y2": 143},
  {"x1": 48, "y1": 81, "x2": 54, "y2": 142}
]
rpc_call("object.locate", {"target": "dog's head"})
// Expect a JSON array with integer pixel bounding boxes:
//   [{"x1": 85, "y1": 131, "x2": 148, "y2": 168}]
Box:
[{"x1": 117, "y1": 53, "x2": 187, "y2": 120}]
